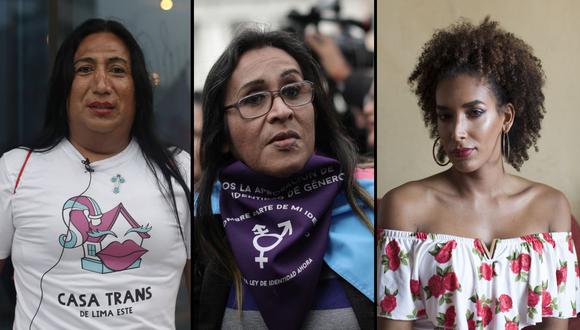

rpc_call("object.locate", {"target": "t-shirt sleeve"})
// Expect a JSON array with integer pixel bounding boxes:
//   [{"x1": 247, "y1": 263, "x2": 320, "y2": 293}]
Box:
[
  {"x1": 0, "y1": 153, "x2": 17, "y2": 259},
  {"x1": 377, "y1": 230, "x2": 426, "y2": 320}
]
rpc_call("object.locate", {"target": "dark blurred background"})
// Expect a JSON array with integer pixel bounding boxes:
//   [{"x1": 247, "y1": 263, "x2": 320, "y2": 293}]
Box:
[{"x1": 0, "y1": 0, "x2": 191, "y2": 328}]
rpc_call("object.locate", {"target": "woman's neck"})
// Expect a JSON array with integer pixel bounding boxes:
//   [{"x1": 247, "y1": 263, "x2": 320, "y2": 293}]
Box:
[
  {"x1": 69, "y1": 135, "x2": 130, "y2": 162},
  {"x1": 446, "y1": 156, "x2": 509, "y2": 199}
]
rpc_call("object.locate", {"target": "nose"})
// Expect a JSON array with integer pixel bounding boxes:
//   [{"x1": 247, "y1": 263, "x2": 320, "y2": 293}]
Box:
[
  {"x1": 451, "y1": 116, "x2": 467, "y2": 141},
  {"x1": 92, "y1": 69, "x2": 112, "y2": 95},
  {"x1": 266, "y1": 94, "x2": 293, "y2": 123}
]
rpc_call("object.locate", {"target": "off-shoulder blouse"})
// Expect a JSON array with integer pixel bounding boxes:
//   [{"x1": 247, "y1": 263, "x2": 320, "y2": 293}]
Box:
[{"x1": 377, "y1": 229, "x2": 580, "y2": 329}]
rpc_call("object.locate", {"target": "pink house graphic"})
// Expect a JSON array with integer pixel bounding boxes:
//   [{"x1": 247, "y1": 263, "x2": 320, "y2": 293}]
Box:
[{"x1": 59, "y1": 196, "x2": 151, "y2": 274}]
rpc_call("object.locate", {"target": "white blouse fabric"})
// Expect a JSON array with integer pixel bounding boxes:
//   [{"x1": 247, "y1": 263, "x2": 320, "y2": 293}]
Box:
[{"x1": 377, "y1": 229, "x2": 580, "y2": 329}]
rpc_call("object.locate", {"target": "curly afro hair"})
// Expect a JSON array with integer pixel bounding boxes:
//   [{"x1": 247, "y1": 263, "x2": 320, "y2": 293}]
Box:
[{"x1": 408, "y1": 17, "x2": 545, "y2": 170}]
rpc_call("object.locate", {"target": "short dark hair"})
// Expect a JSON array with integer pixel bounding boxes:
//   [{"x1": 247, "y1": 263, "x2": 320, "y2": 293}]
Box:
[
  {"x1": 195, "y1": 28, "x2": 373, "y2": 307},
  {"x1": 408, "y1": 17, "x2": 546, "y2": 170},
  {"x1": 30, "y1": 18, "x2": 190, "y2": 247}
]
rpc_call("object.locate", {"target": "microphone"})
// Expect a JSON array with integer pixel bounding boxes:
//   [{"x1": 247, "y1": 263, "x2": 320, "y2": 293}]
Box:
[{"x1": 82, "y1": 158, "x2": 94, "y2": 173}]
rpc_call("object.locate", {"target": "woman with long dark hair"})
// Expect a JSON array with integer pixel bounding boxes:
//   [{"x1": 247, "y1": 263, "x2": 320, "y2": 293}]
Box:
[
  {"x1": 195, "y1": 28, "x2": 374, "y2": 329},
  {"x1": 0, "y1": 19, "x2": 190, "y2": 329}
]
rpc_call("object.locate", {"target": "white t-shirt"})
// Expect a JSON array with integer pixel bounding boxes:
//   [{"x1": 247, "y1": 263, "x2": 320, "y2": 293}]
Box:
[{"x1": 0, "y1": 139, "x2": 191, "y2": 330}]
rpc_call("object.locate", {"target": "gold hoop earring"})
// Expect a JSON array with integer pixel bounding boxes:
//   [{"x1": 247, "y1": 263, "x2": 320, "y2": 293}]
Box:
[
  {"x1": 502, "y1": 131, "x2": 510, "y2": 161},
  {"x1": 432, "y1": 137, "x2": 450, "y2": 166}
]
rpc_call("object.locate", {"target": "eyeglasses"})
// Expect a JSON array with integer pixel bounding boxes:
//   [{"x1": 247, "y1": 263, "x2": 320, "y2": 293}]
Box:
[{"x1": 224, "y1": 81, "x2": 314, "y2": 119}]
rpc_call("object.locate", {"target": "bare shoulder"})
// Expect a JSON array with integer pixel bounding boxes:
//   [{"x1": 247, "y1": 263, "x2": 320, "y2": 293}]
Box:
[
  {"x1": 514, "y1": 177, "x2": 571, "y2": 232},
  {"x1": 379, "y1": 175, "x2": 442, "y2": 231}
]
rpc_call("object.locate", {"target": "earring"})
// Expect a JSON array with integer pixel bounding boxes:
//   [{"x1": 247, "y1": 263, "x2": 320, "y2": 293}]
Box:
[
  {"x1": 432, "y1": 137, "x2": 450, "y2": 166},
  {"x1": 502, "y1": 130, "x2": 510, "y2": 161}
]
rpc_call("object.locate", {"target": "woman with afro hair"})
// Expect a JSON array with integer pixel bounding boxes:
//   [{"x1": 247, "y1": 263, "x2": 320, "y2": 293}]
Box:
[{"x1": 378, "y1": 17, "x2": 579, "y2": 329}]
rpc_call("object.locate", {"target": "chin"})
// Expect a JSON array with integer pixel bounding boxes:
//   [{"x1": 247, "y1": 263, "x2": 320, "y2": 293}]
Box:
[
  {"x1": 87, "y1": 127, "x2": 116, "y2": 135},
  {"x1": 451, "y1": 160, "x2": 480, "y2": 173},
  {"x1": 262, "y1": 162, "x2": 306, "y2": 178},
  {"x1": 257, "y1": 153, "x2": 311, "y2": 178},
  {"x1": 85, "y1": 120, "x2": 126, "y2": 135}
]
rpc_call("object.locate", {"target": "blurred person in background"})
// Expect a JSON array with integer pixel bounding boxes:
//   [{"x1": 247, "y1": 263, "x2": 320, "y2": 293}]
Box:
[
  {"x1": 362, "y1": 81, "x2": 374, "y2": 152},
  {"x1": 283, "y1": 0, "x2": 374, "y2": 156},
  {"x1": 195, "y1": 28, "x2": 374, "y2": 329},
  {"x1": 304, "y1": 30, "x2": 373, "y2": 157}
]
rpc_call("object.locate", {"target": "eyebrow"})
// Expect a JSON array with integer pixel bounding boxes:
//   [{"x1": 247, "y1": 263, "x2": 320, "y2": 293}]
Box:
[
  {"x1": 281, "y1": 68, "x2": 302, "y2": 78},
  {"x1": 436, "y1": 99, "x2": 486, "y2": 111},
  {"x1": 73, "y1": 56, "x2": 129, "y2": 66},
  {"x1": 237, "y1": 68, "x2": 303, "y2": 92}
]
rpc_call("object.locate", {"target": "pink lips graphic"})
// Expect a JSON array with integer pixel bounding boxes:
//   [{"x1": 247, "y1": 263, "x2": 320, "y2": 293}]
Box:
[{"x1": 96, "y1": 240, "x2": 148, "y2": 271}]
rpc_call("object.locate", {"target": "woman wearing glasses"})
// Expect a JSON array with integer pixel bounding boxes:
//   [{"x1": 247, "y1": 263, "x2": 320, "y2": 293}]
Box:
[
  {"x1": 378, "y1": 18, "x2": 579, "y2": 329},
  {"x1": 194, "y1": 29, "x2": 374, "y2": 329}
]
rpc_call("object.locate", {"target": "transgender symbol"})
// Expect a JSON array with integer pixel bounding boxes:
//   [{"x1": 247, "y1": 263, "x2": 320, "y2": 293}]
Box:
[{"x1": 252, "y1": 220, "x2": 293, "y2": 269}]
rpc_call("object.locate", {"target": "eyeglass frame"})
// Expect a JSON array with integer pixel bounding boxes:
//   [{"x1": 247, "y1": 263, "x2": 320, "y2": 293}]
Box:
[{"x1": 223, "y1": 80, "x2": 314, "y2": 119}]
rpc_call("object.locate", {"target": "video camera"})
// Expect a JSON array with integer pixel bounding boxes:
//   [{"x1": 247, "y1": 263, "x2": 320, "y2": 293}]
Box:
[{"x1": 282, "y1": 0, "x2": 373, "y2": 70}]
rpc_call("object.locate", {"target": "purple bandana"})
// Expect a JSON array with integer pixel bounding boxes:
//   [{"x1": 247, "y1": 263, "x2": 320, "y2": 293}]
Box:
[{"x1": 219, "y1": 154, "x2": 344, "y2": 330}]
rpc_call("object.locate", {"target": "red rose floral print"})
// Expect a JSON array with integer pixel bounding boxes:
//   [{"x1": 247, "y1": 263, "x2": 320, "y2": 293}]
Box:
[{"x1": 378, "y1": 230, "x2": 580, "y2": 329}]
